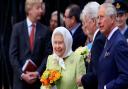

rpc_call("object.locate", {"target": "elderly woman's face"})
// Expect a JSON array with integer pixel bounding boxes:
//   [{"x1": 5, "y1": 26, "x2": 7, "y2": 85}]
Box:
[{"x1": 53, "y1": 34, "x2": 66, "y2": 57}]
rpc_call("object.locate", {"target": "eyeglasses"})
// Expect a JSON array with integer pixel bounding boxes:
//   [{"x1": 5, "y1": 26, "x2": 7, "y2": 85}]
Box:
[{"x1": 64, "y1": 15, "x2": 71, "y2": 19}]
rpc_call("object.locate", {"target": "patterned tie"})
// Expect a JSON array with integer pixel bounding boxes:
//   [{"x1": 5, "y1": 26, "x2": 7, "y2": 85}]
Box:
[
  {"x1": 29, "y1": 24, "x2": 35, "y2": 51},
  {"x1": 104, "y1": 39, "x2": 109, "y2": 48}
]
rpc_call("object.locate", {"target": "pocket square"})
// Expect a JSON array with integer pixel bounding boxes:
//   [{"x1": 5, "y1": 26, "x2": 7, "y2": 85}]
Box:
[{"x1": 104, "y1": 51, "x2": 110, "y2": 57}]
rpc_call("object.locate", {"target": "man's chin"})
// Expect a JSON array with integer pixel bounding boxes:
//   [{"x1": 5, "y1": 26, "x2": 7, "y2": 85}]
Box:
[
  {"x1": 99, "y1": 29, "x2": 104, "y2": 33},
  {"x1": 37, "y1": 16, "x2": 41, "y2": 20},
  {"x1": 100, "y1": 29, "x2": 106, "y2": 34}
]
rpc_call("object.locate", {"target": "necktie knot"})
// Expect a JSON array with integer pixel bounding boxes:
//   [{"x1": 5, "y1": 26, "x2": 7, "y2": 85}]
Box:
[{"x1": 31, "y1": 24, "x2": 35, "y2": 28}]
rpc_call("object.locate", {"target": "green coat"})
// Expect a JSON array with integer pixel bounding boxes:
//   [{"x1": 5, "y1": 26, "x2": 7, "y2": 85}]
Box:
[{"x1": 42, "y1": 52, "x2": 86, "y2": 89}]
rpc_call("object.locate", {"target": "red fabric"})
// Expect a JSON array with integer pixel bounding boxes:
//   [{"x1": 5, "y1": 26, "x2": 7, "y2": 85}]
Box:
[{"x1": 29, "y1": 24, "x2": 35, "y2": 51}]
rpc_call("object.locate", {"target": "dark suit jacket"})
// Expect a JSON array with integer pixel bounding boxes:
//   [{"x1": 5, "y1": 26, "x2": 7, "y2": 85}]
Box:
[
  {"x1": 81, "y1": 31, "x2": 106, "y2": 89},
  {"x1": 9, "y1": 20, "x2": 51, "y2": 89},
  {"x1": 98, "y1": 30, "x2": 128, "y2": 89},
  {"x1": 124, "y1": 27, "x2": 128, "y2": 39},
  {"x1": 72, "y1": 24, "x2": 87, "y2": 51}
]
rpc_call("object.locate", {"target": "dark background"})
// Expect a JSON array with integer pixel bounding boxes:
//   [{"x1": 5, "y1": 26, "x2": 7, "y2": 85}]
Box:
[{"x1": 0, "y1": 0, "x2": 127, "y2": 89}]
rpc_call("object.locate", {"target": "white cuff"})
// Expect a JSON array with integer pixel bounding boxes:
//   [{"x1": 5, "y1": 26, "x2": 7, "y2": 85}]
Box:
[{"x1": 104, "y1": 85, "x2": 106, "y2": 89}]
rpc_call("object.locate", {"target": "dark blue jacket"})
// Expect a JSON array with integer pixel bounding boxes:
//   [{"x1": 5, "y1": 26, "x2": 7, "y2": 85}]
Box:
[{"x1": 98, "y1": 30, "x2": 128, "y2": 89}]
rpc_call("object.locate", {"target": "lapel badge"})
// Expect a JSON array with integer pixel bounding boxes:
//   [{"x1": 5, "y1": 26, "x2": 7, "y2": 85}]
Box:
[
  {"x1": 104, "y1": 51, "x2": 110, "y2": 57},
  {"x1": 116, "y1": 3, "x2": 120, "y2": 9}
]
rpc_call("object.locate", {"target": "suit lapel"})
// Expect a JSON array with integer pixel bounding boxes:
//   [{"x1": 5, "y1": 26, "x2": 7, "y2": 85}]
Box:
[
  {"x1": 92, "y1": 31, "x2": 100, "y2": 46},
  {"x1": 100, "y1": 30, "x2": 119, "y2": 60},
  {"x1": 106, "y1": 30, "x2": 120, "y2": 51},
  {"x1": 23, "y1": 21, "x2": 30, "y2": 50},
  {"x1": 32, "y1": 22, "x2": 40, "y2": 53},
  {"x1": 72, "y1": 24, "x2": 81, "y2": 37},
  {"x1": 124, "y1": 27, "x2": 128, "y2": 39}
]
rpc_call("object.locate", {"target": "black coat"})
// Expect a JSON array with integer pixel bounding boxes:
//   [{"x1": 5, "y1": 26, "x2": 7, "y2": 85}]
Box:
[
  {"x1": 72, "y1": 24, "x2": 87, "y2": 51},
  {"x1": 81, "y1": 31, "x2": 106, "y2": 89},
  {"x1": 124, "y1": 27, "x2": 128, "y2": 39}
]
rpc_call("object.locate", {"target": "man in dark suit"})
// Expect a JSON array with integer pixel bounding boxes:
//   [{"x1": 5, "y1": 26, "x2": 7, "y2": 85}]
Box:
[
  {"x1": 113, "y1": 0, "x2": 128, "y2": 40},
  {"x1": 76, "y1": 2, "x2": 106, "y2": 89},
  {"x1": 80, "y1": 30, "x2": 106, "y2": 89},
  {"x1": 9, "y1": 0, "x2": 51, "y2": 89},
  {"x1": 97, "y1": 3, "x2": 128, "y2": 89},
  {"x1": 64, "y1": 4, "x2": 87, "y2": 51}
]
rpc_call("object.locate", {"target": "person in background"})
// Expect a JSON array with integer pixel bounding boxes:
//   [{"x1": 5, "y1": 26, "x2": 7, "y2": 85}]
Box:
[
  {"x1": 97, "y1": 3, "x2": 128, "y2": 89},
  {"x1": 113, "y1": 0, "x2": 128, "y2": 40},
  {"x1": 49, "y1": 10, "x2": 64, "y2": 34},
  {"x1": 48, "y1": 11, "x2": 64, "y2": 53},
  {"x1": 42, "y1": 2, "x2": 45, "y2": 16},
  {"x1": 41, "y1": 27, "x2": 85, "y2": 89},
  {"x1": 77, "y1": 2, "x2": 106, "y2": 89},
  {"x1": 9, "y1": 0, "x2": 51, "y2": 89},
  {"x1": 64, "y1": 4, "x2": 87, "y2": 51},
  {"x1": 104, "y1": 0, "x2": 114, "y2": 3}
]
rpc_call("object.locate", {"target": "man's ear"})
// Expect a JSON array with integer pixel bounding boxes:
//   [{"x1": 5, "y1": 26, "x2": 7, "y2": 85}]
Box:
[
  {"x1": 126, "y1": 13, "x2": 128, "y2": 19},
  {"x1": 110, "y1": 15, "x2": 116, "y2": 24},
  {"x1": 71, "y1": 16, "x2": 75, "y2": 21},
  {"x1": 69, "y1": 16, "x2": 75, "y2": 24}
]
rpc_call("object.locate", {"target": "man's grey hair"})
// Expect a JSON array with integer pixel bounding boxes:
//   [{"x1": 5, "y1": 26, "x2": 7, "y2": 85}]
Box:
[
  {"x1": 51, "y1": 11, "x2": 64, "y2": 26},
  {"x1": 100, "y1": 3, "x2": 117, "y2": 17},
  {"x1": 80, "y1": 1, "x2": 100, "y2": 20}
]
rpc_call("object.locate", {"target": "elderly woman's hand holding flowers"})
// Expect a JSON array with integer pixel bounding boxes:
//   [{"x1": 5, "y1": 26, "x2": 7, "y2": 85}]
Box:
[{"x1": 40, "y1": 69, "x2": 62, "y2": 89}]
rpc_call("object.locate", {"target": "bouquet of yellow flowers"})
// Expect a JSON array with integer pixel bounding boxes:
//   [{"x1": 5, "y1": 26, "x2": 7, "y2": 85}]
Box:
[{"x1": 40, "y1": 69, "x2": 62, "y2": 88}]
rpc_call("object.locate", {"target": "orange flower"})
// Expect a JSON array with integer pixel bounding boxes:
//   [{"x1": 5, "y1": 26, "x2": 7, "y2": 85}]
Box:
[{"x1": 40, "y1": 69, "x2": 62, "y2": 86}]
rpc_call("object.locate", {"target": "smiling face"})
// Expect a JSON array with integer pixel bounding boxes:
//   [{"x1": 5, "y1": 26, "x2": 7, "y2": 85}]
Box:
[
  {"x1": 116, "y1": 13, "x2": 127, "y2": 29},
  {"x1": 53, "y1": 34, "x2": 66, "y2": 57}
]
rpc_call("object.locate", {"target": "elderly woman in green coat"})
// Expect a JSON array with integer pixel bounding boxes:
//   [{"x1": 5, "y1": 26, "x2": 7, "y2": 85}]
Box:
[{"x1": 41, "y1": 27, "x2": 86, "y2": 89}]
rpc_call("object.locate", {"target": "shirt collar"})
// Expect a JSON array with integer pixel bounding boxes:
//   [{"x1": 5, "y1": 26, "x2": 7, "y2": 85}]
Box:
[
  {"x1": 107, "y1": 26, "x2": 118, "y2": 40},
  {"x1": 70, "y1": 23, "x2": 81, "y2": 35},
  {"x1": 120, "y1": 25, "x2": 128, "y2": 35},
  {"x1": 92, "y1": 29, "x2": 99, "y2": 42},
  {"x1": 26, "y1": 17, "x2": 36, "y2": 28}
]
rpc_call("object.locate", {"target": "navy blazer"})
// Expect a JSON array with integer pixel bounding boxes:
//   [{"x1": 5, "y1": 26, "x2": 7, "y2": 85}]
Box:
[
  {"x1": 9, "y1": 20, "x2": 51, "y2": 89},
  {"x1": 98, "y1": 30, "x2": 128, "y2": 89},
  {"x1": 81, "y1": 31, "x2": 106, "y2": 89},
  {"x1": 124, "y1": 27, "x2": 128, "y2": 39},
  {"x1": 72, "y1": 24, "x2": 87, "y2": 51}
]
